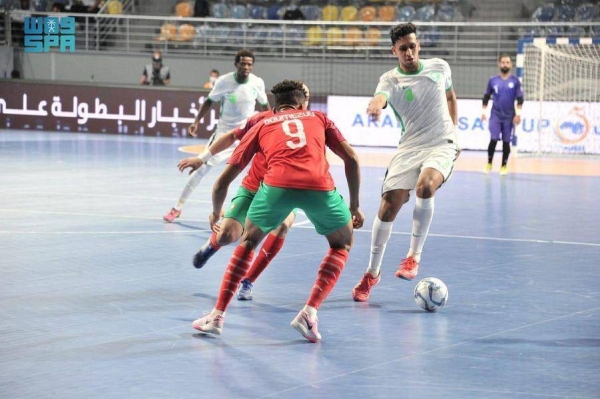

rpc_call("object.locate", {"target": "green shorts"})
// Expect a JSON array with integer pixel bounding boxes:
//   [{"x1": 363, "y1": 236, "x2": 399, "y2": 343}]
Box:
[
  {"x1": 247, "y1": 183, "x2": 351, "y2": 236},
  {"x1": 223, "y1": 186, "x2": 255, "y2": 226}
]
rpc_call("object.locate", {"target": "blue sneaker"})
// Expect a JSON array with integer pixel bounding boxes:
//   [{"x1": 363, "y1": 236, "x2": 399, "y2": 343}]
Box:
[
  {"x1": 192, "y1": 243, "x2": 219, "y2": 269},
  {"x1": 237, "y1": 278, "x2": 253, "y2": 300}
]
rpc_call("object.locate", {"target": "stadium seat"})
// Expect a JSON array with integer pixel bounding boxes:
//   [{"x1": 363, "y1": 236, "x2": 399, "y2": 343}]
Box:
[
  {"x1": 208, "y1": 25, "x2": 232, "y2": 43},
  {"x1": 531, "y1": 3, "x2": 555, "y2": 22},
  {"x1": 519, "y1": 27, "x2": 544, "y2": 39},
  {"x1": 415, "y1": 5, "x2": 435, "y2": 22},
  {"x1": 378, "y1": 5, "x2": 396, "y2": 22},
  {"x1": 359, "y1": 6, "x2": 377, "y2": 22},
  {"x1": 576, "y1": 3, "x2": 599, "y2": 21},
  {"x1": 175, "y1": 2, "x2": 193, "y2": 18},
  {"x1": 211, "y1": 2, "x2": 230, "y2": 18},
  {"x1": 341, "y1": 6, "x2": 359, "y2": 22},
  {"x1": 107, "y1": 0, "x2": 123, "y2": 15},
  {"x1": 248, "y1": 25, "x2": 269, "y2": 45},
  {"x1": 545, "y1": 26, "x2": 563, "y2": 39},
  {"x1": 177, "y1": 23, "x2": 195, "y2": 41},
  {"x1": 266, "y1": 26, "x2": 284, "y2": 45},
  {"x1": 285, "y1": 26, "x2": 304, "y2": 46},
  {"x1": 364, "y1": 27, "x2": 382, "y2": 46},
  {"x1": 300, "y1": 5, "x2": 322, "y2": 21},
  {"x1": 326, "y1": 27, "x2": 343, "y2": 46},
  {"x1": 397, "y1": 6, "x2": 416, "y2": 22},
  {"x1": 344, "y1": 27, "x2": 363, "y2": 46},
  {"x1": 248, "y1": 5, "x2": 267, "y2": 20},
  {"x1": 230, "y1": 4, "x2": 247, "y2": 19},
  {"x1": 305, "y1": 26, "x2": 324, "y2": 46},
  {"x1": 157, "y1": 23, "x2": 177, "y2": 41},
  {"x1": 420, "y1": 28, "x2": 440, "y2": 47},
  {"x1": 406, "y1": 0, "x2": 423, "y2": 4},
  {"x1": 566, "y1": 26, "x2": 586, "y2": 37},
  {"x1": 437, "y1": 4, "x2": 455, "y2": 22},
  {"x1": 555, "y1": 5, "x2": 576, "y2": 22},
  {"x1": 266, "y1": 6, "x2": 281, "y2": 20},
  {"x1": 322, "y1": 5, "x2": 339, "y2": 21}
]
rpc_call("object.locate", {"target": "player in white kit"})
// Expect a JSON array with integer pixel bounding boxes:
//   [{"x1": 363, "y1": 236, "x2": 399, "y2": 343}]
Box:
[
  {"x1": 352, "y1": 23, "x2": 460, "y2": 302},
  {"x1": 164, "y1": 49, "x2": 270, "y2": 222}
]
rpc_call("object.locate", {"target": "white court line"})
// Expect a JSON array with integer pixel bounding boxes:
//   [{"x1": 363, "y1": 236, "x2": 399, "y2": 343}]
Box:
[
  {"x1": 0, "y1": 192, "x2": 212, "y2": 203},
  {"x1": 0, "y1": 208, "x2": 598, "y2": 247},
  {"x1": 257, "y1": 306, "x2": 600, "y2": 399}
]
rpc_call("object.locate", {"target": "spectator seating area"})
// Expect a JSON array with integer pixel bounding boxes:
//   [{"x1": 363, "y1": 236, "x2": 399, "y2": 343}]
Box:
[
  {"x1": 155, "y1": 0, "x2": 464, "y2": 48},
  {"x1": 522, "y1": 0, "x2": 599, "y2": 38}
]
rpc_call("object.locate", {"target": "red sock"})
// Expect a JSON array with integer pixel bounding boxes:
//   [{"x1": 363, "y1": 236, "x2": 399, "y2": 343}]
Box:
[
  {"x1": 244, "y1": 234, "x2": 285, "y2": 282},
  {"x1": 307, "y1": 248, "x2": 349, "y2": 309},
  {"x1": 215, "y1": 245, "x2": 254, "y2": 311},
  {"x1": 210, "y1": 232, "x2": 222, "y2": 250}
]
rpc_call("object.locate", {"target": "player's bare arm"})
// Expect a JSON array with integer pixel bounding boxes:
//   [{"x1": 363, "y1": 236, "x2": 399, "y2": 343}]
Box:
[
  {"x1": 258, "y1": 102, "x2": 271, "y2": 111},
  {"x1": 210, "y1": 164, "x2": 242, "y2": 231},
  {"x1": 514, "y1": 96, "x2": 524, "y2": 125},
  {"x1": 330, "y1": 141, "x2": 365, "y2": 229},
  {"x1": 367, "y1": 94, "x2": 387, "y2": 122},
  {"x1": 188, "y1": 98, "x2": 214, "y2": 137},
  {"x1": 177, "y1": 131, "x2": 239, "y2": 174}
]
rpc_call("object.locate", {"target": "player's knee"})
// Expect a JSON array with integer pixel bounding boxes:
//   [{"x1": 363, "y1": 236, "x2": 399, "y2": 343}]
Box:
[
  {"x1": 415, "y1": 180, "x2": 437, "y2": 198},
  {"x1": 216, "y1": 228, "x2": 238, "y2": 246}
]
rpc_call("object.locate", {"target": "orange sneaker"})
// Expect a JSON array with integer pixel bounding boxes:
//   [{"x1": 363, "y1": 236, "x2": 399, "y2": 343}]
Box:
[
  {"x1": 395, "y1": 257, "x2": 419, "y2": 280},
  {"x1": 352, "y1": 272, "x2": 381, "y2": 302}
]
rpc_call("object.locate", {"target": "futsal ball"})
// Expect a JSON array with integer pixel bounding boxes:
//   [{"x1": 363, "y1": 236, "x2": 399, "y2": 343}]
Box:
[{"x1": 414, "y1": 277, "x2": 448, "y2": 312}]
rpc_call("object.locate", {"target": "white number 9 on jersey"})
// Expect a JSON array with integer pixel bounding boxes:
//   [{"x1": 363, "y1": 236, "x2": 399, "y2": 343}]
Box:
[{"x1": 282, "y1": 120, "x2": 307, "y2": 149}]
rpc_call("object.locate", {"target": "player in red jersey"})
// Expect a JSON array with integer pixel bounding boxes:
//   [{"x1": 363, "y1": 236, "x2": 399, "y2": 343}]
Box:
[
  {"x1": 191, "y1": 80, "x2": 364, "y2": 342},
  {"x1": 177, "y1": 83, "x2": 312, "y2": 301}
]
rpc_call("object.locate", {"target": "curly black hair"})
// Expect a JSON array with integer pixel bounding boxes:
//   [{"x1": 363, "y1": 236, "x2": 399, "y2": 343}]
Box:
[
  {"x1": 235, "y1": 49, "x2": 255, "y2": 64},
  {"x1": 271, "y1": 79, "x2": 307, "y2": 108},
  {"x1": 390, "y1": 23, "x2": 418, "y2": 45}
]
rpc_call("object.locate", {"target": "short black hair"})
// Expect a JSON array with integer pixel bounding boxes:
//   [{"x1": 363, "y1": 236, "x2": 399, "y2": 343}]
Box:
[
  {"x1": 390, "y1": 23, "x2": 418, "y2": 45},
  {"x1": 498, "y1": 53, "x2": 512, "y2": 62},
  {"x1": 271, "y1": 79, "x2": 307, "y2": 109},
  {"x1": 210, "y1": 69, "x2": 219, "y2": 75},
  {"x1": 235, "y1": 49, "x2": 255, "y2": 64}
]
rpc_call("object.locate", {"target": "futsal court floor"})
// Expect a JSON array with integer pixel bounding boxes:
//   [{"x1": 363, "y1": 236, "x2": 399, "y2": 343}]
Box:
[{"x1": 1, "y1": 130, "x2": 599, "y2": 399}]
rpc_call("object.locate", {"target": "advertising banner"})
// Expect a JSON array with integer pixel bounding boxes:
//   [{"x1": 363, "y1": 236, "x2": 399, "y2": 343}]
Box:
[{"x1": 327, "y1": 96, "x2": 600, "y2": 154}]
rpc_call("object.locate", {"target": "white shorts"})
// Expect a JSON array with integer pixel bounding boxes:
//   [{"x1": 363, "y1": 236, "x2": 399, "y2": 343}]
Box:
[
  {"x1": 382, "y1": 142, "x2": 458, "y2": 194},
  {"x1": 206, "y1": 124, "x2": 238, "y2": 167}
]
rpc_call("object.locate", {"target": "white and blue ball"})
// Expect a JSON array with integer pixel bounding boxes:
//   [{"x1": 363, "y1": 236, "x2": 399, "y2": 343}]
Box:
[{"x1": 414, "y1": 277, "x2": 448, "y2": 312}]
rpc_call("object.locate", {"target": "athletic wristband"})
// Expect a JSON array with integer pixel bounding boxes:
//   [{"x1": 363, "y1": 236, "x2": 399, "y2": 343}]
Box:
[
  {"x1": 515, "y1": 108, "x2": 522, "y2": 116},
  {"x1": 197, "y1": 149, "x2": 212, "y2": 163}
]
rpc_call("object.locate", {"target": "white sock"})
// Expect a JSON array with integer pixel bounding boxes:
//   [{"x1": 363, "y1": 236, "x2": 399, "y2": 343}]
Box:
[
  {"x1": 407, "y1": 197, "x2": 434, "y2": 264},
  {"x1": 302, "y1": 305, "x2": 317, "y2": 319},
  {"x1": 367, "y1": 217, "x2": 394, "y2": 277},
  {"x1": 175, "y1": 164, "x2": 211, "y2": 210}
]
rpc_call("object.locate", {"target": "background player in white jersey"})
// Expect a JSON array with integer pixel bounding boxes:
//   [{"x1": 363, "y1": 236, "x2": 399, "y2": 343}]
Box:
[
  {"x1": 352, "y1": 22, "x2": 459, "y2": 302},
  {"x1": 164, "y1": 49, "x2": 270, "y2": 222}
]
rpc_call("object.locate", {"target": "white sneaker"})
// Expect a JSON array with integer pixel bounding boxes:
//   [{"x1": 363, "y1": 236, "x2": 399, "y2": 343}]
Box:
[
  {"x1": 192, "y1": 313, "x2": 224, "y2": 335},
  {"x1": 237, "y1": 279, "x2": 253, "y2": 300},
  {"x1": 290, "y1": 311, "x2": 321, "y2": 343}
]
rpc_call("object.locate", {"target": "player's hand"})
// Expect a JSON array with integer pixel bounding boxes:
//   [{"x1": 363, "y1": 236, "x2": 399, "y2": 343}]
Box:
[
  {"x1": 351, "y1": 208, "x2": 365, "y2": 229},
  {"x1": 178, "y1": 157, "x2": 203, "y2": 174},
  {"x1": 513, "y1": 115, "x2": 521, "y2": 125},
  {"x1": 208, "y1": 211, "x2": 221, "y2": 232},
  {"x1": 481, "y1": 113, "x2": 487, "y2": 122},
  {"x1": 188, "y1": 121, "x2": 199, "y2": 137},
  {"x1": 366, "y1": 104, "x2": 382, "y2": 122}
]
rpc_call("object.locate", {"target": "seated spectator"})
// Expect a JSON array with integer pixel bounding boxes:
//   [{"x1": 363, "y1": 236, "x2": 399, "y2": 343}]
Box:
[
  {"x1": 194, "y1": 0, "x2": 209, "y2": 17},
  {"x1": 70, "y1": 0, "x2": 102, "y2": 14},
  {"x1": 283, "y1": 6, "x2": 305, "y2": 20},
  {"x1": 203, "y1": 69, "x2": 219, "y2": 89},
  {"x1": 140, "y1": 51, "x2": 171, "y2": 86},
  {"x1": 51, "y1": 2, "x2": 66, "y2": 12}
]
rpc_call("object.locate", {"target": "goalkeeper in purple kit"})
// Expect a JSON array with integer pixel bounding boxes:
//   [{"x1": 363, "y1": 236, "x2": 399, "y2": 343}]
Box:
[{"x1": 481, "y1": 54, "x2": 524, "y2": 175}]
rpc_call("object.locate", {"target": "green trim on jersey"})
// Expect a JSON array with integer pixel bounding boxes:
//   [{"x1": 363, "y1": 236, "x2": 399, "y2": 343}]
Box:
[
  {"x1": 374, "y1": 91, "x2": 390, "y2": 100},
  {"x1": 445, "y1": 84, "x2": 453, "y2": 92},
  {"x1": 233, "y1": 72, "x2": 249, "y2": 84},
  {"x1": 386, "y1": 102, "x2": 406, "y2": 137},
  {"x1": 397, "y1": 61, "x2": 424, "y2": 75}
]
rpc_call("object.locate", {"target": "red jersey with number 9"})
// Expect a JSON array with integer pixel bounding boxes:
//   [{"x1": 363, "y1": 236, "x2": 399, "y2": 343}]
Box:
[{"x1": 228, "y1": 109, "x2": 346, "y2": 191}]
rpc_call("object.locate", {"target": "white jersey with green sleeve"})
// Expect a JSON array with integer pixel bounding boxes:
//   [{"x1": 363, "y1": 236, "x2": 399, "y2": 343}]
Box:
[
  {"x1": 375, "y1": 58, "x2": 456, "y2": 150},
  {"x1": 207, "y1": 72, "x2": 269, "y2": 131}
]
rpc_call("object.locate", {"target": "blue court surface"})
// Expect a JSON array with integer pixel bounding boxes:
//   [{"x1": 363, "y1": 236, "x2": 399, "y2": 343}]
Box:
[{"x1": 1, "y1": 131, "x2": 599, "y2": 399}]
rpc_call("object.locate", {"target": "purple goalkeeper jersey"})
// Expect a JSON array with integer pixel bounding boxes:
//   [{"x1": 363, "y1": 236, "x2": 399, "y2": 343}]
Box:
[{"x1": 484, "y1": 75, "x2": 523, "y2": 119}]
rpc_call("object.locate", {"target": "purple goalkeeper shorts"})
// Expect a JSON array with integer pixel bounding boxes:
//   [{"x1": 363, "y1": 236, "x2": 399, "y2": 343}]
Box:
[{"x1": 489, "y1": 115, "x2": 514, "y2": 143}]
